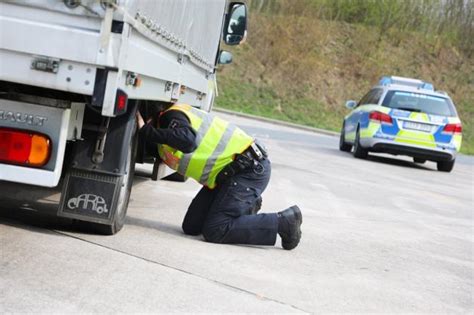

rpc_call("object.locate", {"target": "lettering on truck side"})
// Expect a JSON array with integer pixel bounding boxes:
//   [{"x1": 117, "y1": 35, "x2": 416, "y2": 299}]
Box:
[{"x1": 0, "y1": 110, "x2": 48, "y2": 126}]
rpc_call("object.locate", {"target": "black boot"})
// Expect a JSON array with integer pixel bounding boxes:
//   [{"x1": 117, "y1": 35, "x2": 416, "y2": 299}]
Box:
[
  {"x1": 277, "y1": 206, "x2": 302, "y2": 250},
  {"x1": 248, "y1": 196, "x2": 263, "y2": 215}
]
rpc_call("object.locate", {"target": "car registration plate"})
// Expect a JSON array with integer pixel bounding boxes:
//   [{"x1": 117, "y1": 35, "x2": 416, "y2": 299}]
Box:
[{"x1": 403, "y1": 121, "x2": 432, "y2": 132}]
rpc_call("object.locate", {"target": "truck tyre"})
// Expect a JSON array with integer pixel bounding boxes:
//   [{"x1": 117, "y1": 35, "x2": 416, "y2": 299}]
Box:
[
  {"x1": 353, "y1": 128, "x2": 368, "y2": 159},
  {"x1": 339, "y1": 122, "x2": 352, "y2": 152},
  {"x1": 437, "y1": 159, "x2": 455, "y2": 172},
  {"x1": 101, "y1": 128, "x2": 137, "y2": 235}
]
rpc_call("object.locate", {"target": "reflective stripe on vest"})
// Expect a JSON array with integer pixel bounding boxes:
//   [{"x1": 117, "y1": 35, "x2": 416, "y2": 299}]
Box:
[{"x1": 158, "y1": 104, "x2": 254, "y2": 189}]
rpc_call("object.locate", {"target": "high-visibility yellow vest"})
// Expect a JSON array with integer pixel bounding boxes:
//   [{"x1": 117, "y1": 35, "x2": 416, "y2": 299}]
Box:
[{"x1": 158, "y1": 104, "x2": 254, "y2": 189}]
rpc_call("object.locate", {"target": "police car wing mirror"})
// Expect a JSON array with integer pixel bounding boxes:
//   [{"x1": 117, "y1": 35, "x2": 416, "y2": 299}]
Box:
[
  {"x1": 218, "y1": 50, "x2": 233, "y2": 65},
  {"x1": 345, "y1": 100, "x2": 357, "y2": 109}
]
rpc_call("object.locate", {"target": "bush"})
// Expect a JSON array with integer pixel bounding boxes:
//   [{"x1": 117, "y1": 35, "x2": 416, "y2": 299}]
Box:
[{"x1": 248, "y1": 0, "x2": 474, "y2": 56}]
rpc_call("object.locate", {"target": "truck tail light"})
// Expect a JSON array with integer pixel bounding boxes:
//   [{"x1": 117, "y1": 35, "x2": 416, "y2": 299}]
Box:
[
  {"x1": 442, "y1": 123, "x2": 462, "y2": 135},
  {"x1": 369, "y1": 111, "x2": 393, "y2": 125},
  {"x1": 0, "y1": 128, "x2": 51, "y2": 167},
  {"x1": 114, "y1": 89, "x2": 128, "y2": 115}
]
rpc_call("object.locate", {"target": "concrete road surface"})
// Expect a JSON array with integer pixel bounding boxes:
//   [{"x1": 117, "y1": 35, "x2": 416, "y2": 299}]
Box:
[{"x1": 1, "y1": 112, "x2": 473, "y2": 313}]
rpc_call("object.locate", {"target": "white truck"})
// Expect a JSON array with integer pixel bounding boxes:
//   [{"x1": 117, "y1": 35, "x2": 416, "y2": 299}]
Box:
[{"x1": 0, "y1": 0, "x2": 247, "y2": 234}]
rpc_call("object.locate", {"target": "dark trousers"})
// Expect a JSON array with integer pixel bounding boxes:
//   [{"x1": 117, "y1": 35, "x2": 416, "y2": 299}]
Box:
[{"x1": 182, "y1": 158, "x2": 278, "y2": 246}]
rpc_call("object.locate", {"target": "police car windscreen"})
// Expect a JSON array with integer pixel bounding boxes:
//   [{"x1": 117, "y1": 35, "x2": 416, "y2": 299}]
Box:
[{"x1": 382, "y1": 91, "x2": 456, "y2": 117}]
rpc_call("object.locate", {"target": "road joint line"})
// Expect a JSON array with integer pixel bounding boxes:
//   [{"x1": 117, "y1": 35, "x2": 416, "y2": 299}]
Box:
[{"x1": 53, "y1": 229, "x2": 308, "y2": 313}]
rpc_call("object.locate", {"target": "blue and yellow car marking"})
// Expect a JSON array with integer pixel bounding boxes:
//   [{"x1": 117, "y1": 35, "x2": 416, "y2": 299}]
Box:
[{"x1": 345, "y1": 105, "x2": 462, "y2": 152}]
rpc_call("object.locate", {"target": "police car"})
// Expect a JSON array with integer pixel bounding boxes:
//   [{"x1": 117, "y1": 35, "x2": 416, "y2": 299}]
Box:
[{"x1": 339, "y1": 76, "x2": 462, "y2": 172}]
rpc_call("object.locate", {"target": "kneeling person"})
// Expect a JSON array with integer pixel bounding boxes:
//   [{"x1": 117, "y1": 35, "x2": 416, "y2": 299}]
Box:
[{"x1": 137, "y1": 104, "x2": 302, "y2": 250}]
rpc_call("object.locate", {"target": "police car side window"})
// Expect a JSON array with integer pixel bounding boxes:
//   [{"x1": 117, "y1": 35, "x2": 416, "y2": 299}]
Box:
[
  {"x1": 358, "y1": 92, "x2": 372, "y2": 106},
  {"x1": 359, "y1": 90, "x2": 376, "y2": 106},
  {"x1": 369, "y1": 89, "x2": 383, "y2": 104}
]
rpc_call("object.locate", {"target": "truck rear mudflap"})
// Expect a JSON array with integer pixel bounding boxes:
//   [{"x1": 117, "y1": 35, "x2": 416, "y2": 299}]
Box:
[{"x1": 58, "y1": 169, "x2": 123, "y2": 225}]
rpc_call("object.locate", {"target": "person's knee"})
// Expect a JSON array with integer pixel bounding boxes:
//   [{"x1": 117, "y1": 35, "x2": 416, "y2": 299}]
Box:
[
  {"x1": 202, "y1": 225, "x2": 226, "y2": 243},
  {"x1": 182, "y1": 221, "x2": 202, "y2": 236}
]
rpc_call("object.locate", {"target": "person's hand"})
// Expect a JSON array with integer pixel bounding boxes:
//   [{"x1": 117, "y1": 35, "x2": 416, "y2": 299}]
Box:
[{"x1": 136, "y1": 111, "x2": 145, "y2": 129}]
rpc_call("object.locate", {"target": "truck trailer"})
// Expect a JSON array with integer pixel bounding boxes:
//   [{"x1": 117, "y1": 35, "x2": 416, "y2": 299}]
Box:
[{"x1": 0, "y1": 0, "x2": 247, "y2": 234}]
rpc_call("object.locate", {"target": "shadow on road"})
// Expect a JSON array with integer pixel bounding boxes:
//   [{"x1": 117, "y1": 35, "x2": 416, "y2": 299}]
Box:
[
  {"x1": 365, "y1": 154, "x2": 434, "y2": 171},
  {"x1": 0, "y1": 173, "x2": 171, "y2": 236},
  {"x1": 126, "y1": 215, "x2": 184, "y2": 235},
  {"x1": 326, "y1": 148, "x2": 434, "y2": 171},
  {"x1": 0, "y1": 203, "x2": 73, "y2": 234}
]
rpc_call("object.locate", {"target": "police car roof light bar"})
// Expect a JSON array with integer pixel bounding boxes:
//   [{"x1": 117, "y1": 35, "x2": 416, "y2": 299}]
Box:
[{"x1": 378, "y1": 76, "x2": 434, "y2": 91}]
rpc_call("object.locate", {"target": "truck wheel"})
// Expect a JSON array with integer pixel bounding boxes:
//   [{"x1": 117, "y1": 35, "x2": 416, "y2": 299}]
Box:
[
  {"x1": 437, "y1": 159, "x2": 455, "y2": 172},
  {"x1": 353, "y1": 128, "x2": 368, "y2": 159},
  {"x1": 339, "y1": 122, "x2": 352, "y2": 152},
  {"x1": 102, "y1": 130, "x2": 137, "y2": 235}
]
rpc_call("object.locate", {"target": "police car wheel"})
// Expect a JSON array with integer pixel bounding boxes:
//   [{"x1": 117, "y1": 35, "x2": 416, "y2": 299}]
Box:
[
  {"x1": 437, "y1": 159, "x2": 455, "y2": 172},
  {"x1": 353, "y1": 128, "x2": 368, "y2": 159},
  {"x1": 339, "y1": 122, "x2": 352, "y2": 152}
]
